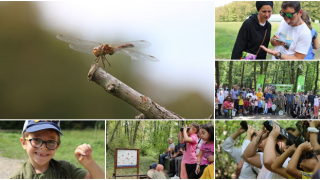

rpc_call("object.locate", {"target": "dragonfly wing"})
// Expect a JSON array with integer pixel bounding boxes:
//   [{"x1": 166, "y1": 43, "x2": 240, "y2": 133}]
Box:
[
  {"x1": 110, "y1": 40, "x2": 151, "y2": 49},
  {"x1": 116, "y1": 49, "x2": 159, "y2": 62},
  {"x1": 56, "y1": 35, "x2": 101, "y2": 47},
  {"x1": 69, "y1": 44, "x2": 94, "y2": 55}
]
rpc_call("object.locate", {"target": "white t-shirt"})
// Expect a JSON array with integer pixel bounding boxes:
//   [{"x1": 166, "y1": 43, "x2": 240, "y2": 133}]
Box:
[
  {"x1": 257, "y1": 153, "x2": 290, "y2": 179},
  {"x1": 314, "y1": 97, "x2": 319, "y2": 106},
  {"x1": 169, "y1": 143, "x2": 175, "y2": 149},
  {"x1": 222, "y1": 138, "x2": 261, "y2": 179},
  {"x1": 272, "y1": 20, "x2": 311, "y2": 59}
]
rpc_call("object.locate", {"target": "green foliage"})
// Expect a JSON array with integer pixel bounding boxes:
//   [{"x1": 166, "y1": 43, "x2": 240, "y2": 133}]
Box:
[
  {"x1": 216, "y1": 61, "x2": 320, "y2": 93},
  {"x1": 215, "y1": 120, "x2": 298, "y2": 179},
  {"x1": 106, "y1": 120, "x2": 213, "y2": 177},
  {"x1": 215, "y1": 1, "x2": 320, "y2": 23}
]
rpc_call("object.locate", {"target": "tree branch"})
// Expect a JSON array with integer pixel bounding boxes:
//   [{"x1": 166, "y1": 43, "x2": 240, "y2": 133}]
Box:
[{"x1": 87, "y1": 64, "x2": 184, "y2": 119}]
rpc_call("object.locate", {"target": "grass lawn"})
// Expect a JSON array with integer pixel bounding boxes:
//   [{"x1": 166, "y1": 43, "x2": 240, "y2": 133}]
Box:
[
  {"x1": 106, "y1": 149, "x2": 158, "y2": 179},
  {"x1": 0, "y1": 129, "x2": 105, "y2": 171}
]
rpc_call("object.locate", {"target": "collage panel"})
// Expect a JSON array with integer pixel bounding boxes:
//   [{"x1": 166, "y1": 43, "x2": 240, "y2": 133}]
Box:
[
  {"x1": 216, "y1": 1, "x2": 319, "y2": 60},
  {"x1": 215, "y1": 120, "x2": 320, "y2": 179},
  {"x1": 0, "y1": 120, "x2": 105, "y2": 179},
  {"x1": 106, "y1": 120, "x2": 214, "y2": 179},
  {"x1": 0, "y1": 1, "x2": 214, "y2": 120},
  {"x1": 215, "y1": 60, "x2": 320, "y2": 120}
]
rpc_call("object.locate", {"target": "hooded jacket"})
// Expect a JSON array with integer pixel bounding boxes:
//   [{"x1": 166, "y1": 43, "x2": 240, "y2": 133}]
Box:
[{"x1": 231, "y1": 13, "x2": 271, "y2": 59}]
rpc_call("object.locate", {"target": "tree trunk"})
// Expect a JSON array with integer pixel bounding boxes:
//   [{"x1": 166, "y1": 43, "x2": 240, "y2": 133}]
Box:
[
  {"x1": 282, "y1": 62, "x2": 286, "y2": 84},
  {"x1": 254, "y1": 62, "x2": 256, "y2": 90},
  {"x1": 263, "y1": 61, "x2": 269, "y2": 85},
  {"x1": 295, "y1": 61, "x2": 302, "y2": 92},
  {"x1": 260, "y1": 61, "x2": 263, "y2": 75},
  {"x1": 240, "y1": 61, "x2": 245, "y2": 87},
  {"x1": 106, "y1": 121, "x2": 110, "y2": 150},
  {"x1": 305, "y1": 64, "x2": 309, "y2": 91},
  {"x1": 314, "y1": 61, "x2": 319, "y2": 94},
  {"x1": 215, "y1": 61, "x2": 220, "y2": 86},
  {"x1": 132, "y1": 120, "x2": 141, "y2": 146},
  {"x1": 228, "y1": 61, "x2": 233, "y2": 89},
  {"x1": 291, "y1": 61, "x2": 295, "y2": 85},
  {"x1": 275, "y1": 62, "x2": 279, "y2": 84},
  {"x1": 110, "y1": 121, "x2": 121, "y2": 144}
]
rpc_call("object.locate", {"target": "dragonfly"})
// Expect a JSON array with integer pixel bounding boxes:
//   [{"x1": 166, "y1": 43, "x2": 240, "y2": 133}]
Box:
[{"x1": 56, "y1": 35, "x2": 159, "y2": 68}]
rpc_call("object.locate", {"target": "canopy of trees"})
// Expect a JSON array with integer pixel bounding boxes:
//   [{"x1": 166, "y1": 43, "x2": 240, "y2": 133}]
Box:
[
  {"x1": 215, "y1": 61, "x2": 320, "y2": 93},
  {"x1": 216, "y1": 1, "x2": 320, "y2": 22}
]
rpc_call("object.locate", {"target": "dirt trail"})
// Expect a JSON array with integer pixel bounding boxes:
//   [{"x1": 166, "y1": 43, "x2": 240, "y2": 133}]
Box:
[{"x1": 0, "y1": 156, "x2": 25, "y2": 179}]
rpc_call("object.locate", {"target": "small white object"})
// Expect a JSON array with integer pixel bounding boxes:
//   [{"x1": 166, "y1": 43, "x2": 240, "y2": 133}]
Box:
[
  {"x1": 279, "y1": 110, "x2": 283, "y2": 116},
  {"x1": 308, "y1": 127, "x2": 319, "y2": 133}
]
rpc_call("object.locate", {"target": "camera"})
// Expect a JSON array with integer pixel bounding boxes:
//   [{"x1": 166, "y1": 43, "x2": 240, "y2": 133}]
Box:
[
  {"x1": 180, "y1": 127, "x2": 190, "y2": 132},
  {"x1": 240, "y1": 121, "x2": 248, "y2": 130}
]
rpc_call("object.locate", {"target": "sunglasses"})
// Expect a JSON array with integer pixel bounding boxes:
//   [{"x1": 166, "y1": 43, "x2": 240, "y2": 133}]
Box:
[{"x1": 279, "y1": 10, "x2": 299, "y2": 18}]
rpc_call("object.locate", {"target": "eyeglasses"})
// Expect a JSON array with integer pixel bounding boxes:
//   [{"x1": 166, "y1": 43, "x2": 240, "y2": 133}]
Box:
[
  {"x1": 25, "y1": 138, "x2": 59, "y2": 150},
  {"x1": 279, "y1": 10, "x2": 299, "y2": 18}
]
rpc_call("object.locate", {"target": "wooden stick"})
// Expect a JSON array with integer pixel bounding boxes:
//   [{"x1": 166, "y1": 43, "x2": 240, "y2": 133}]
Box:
[{"x1": 88, "y1": 64, "x2": 184, "y2": 119}]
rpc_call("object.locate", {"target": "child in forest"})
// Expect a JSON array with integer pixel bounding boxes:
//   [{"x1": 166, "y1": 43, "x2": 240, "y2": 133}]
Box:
[
  {"x1": 264, "y1": 99, "x2": 268, "y2": 114},
  {"x1": 180, "y1": 122, "x2": 200, "y2": 179},
  {"x1": 189, "y1": 123, "x2": 214, "y2": 179},
  {"x1": 238, "y1": 92, "x2": 244, "y2": 116},
  {"x1": 268, "y1": 98, "x2": 272, "y2": 115},
  {"x1": 254, "y1": 98, "x2": 259, "y2": 114},
  {"x1": 9, "y1": 120, "x2": 105, "y2": 179}
]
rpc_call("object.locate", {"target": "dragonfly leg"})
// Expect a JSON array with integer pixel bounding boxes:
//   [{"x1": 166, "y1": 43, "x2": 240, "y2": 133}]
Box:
[
  {"x1": 105, "y1": 57, "x2": 112, "y2": 68},
  {"x1": 101, "y1": 56, "x2": 106, "y2": 68}
]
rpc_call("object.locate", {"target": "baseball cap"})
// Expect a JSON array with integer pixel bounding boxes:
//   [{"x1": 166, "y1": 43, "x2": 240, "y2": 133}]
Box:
[
  {"x1": 150, "y1": 162, "x2": 157, "y2": 170},
  {"x1": 22, "y1": 120, "x2": 63, "y2": 136}
]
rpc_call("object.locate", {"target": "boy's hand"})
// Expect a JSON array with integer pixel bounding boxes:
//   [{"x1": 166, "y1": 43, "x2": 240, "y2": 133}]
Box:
[
  {"x1": 288, "y1": 144, "x2": 297, "y2": 153},
  {"x1": 308, "y1": 120, "x2": 320, "y2": 127},
  {"x1": 75, "y1": 143, "x2": 93, "y2": 167},
  {"x1": 237, "y1": 125, "x2": 247, "y2": 134},
  {"x1": 246, "y1": 124, "x2": 255, "y2": 138},
  {"x1": 258, "y1": 126, "x2": 269, "y2": 142},
  {"x1": 269, "y1": 124, "x2": 280, "y2": 139},
  {"x1": 297, "y1": 142, "x2": 313, "y2": 155}
]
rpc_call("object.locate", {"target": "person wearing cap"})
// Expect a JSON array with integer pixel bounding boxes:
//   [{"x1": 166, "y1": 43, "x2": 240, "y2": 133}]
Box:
[
  {"x1": 8, "y1": 120, "x2": 105, "y2": 179},
  {"x1": 260, "y1": 1, "x2": 311, "y2": 60},
  {"x1": 231, "y1": 1, "x2": 273, "y2": 59}
]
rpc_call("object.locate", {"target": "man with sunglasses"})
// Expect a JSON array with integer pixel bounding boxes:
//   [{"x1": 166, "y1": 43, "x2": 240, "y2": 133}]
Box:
[
  {"x1": 260, "y1": 1, "x2": 311, "y2": 60},
  {"x1": 9, "y1": 120, "x2": 105, "y2": 179}
]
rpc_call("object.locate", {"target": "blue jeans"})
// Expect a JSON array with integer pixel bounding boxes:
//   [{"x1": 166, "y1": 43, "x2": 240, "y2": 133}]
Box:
[{"x1": 159, "y1": 152, "x2": 169, "y2": 166}]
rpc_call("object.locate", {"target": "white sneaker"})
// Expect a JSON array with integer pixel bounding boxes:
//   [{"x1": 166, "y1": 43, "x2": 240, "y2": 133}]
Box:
[{"x1": 171, "y1": 175, "x2": 180, "y2": 179}]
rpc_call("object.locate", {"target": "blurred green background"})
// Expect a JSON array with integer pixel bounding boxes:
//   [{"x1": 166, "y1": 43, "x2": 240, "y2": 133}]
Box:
[
  {"x1": 0, "y1": 2, "x2": 214, "y2": 119},
  {"x1": 0, "y1": 121, "x2": 105, "y2": 178}
]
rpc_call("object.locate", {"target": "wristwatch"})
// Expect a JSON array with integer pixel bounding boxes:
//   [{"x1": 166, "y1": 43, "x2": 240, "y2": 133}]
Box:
[{"x1": 275, "y1": 52, "x2": 282, "y2": 59}]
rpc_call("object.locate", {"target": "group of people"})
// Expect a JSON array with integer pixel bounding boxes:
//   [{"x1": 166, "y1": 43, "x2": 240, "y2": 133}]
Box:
[
  {"x1": 215, "y1": 84, "x2": 320, "y2": 119},
  {"x1": 155, "y1": 122, "x2": 214, "y2": 179},
  {"x1": 231, "y1": 1, "x2": 318, "y2": 60},
  {"x1": 222, "y1": 120, "x2": 320, "y2": 179}
]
